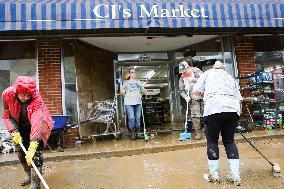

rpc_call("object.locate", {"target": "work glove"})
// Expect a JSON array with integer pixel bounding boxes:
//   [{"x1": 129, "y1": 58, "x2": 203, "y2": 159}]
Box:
[
  {"x1": 25, "y1": 141, "x2": 39, "y2": 166},
  {"x1": 185, "y1": 96, "x2": 191, "y2": 103},
  {"x1": 137, "y1": 81, "x2": 144, "y2": 90},
  {"x1": 11, "y1": 131, "x2": 22, "y2": 144},
  {"x1": 116, "y1": 78, "x2": 123, "y2": 85}
]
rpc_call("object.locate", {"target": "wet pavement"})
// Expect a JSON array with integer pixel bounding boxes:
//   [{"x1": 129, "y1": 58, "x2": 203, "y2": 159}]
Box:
[
  {"x1": 0, "y1": 138, "x2": 283, "y2": 189},
  {"x1": 0, "y1": 129, "x2": 283, "y2": 166}
]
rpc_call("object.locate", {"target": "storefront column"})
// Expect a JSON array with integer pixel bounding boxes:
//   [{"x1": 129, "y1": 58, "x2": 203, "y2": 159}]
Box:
[
  {"x1": 38, "y1": 39, "x2": 80, "y2": 144},
  {"x1": 234, "y1": 37, "x2": 257, "y2": 120},
  {"x1": 234, "y1": 37, "x2": 257, "y2": 90},
  {"x1": 37, "y1": 39, "x2": 63, "y2": 115}
]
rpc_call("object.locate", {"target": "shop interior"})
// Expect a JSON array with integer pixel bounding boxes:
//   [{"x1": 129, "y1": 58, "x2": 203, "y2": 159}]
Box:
[{"x1": 62, "y1": 35, "x2": 283, "y2": 138}]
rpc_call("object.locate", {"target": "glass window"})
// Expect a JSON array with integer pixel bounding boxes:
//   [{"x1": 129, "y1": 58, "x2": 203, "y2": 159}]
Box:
[
  {"x1": 63, "y1": 40, "x2": 78, "y2": 125},
  {"x1": 0, "y1": 40, "x2": 36, "y2": 129},
  {"x1": 254, "y1": 36, "x2": 284, "y2": 125},
  {"x1": 254, "y1": 35, "x2": 284, "y2": 72}
]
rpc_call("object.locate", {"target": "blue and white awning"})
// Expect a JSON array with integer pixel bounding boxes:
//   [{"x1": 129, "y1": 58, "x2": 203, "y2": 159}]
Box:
[{"x1": 0, "y1": 0, "x2": 283, "y2": 31}]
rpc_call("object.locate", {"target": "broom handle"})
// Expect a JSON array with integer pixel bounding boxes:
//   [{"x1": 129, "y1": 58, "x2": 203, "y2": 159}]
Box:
[
  {"x1": 141, "y1": 100, "x2": 146, "y2": 132},
  {"x1": 237, "y1": 130, "x2": 274, "y2": 166},
  {"x1": 19, "y1": 142, "x2": 50, "y2": 189},
  {"x1": 245, "y1": 104, "x2": 254, "y2": 123},
  {"x1": 184, "y1": 101, "x2": 189, "y2": 130}
]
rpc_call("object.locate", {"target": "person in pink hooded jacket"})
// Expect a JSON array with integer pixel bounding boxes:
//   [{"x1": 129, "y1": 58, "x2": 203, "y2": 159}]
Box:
[{"x1": 2, "y1": 76, "x2": 53, "y2": 189}]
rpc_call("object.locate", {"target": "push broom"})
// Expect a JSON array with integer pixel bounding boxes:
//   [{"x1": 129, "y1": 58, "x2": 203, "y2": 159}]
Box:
[
  {"x1": 141, "y1": 100, "x2": 149, "y2": 141},
  {"x1": 19, "y1": 142, "x2": 50, "y2": 189},
  {"x1": 179, "y1": 99, "x2": 191, "y2": 141},
  {"x1": 237, "y1": 129, "x2": 281, "y2": 177},
  {"x1": 240, "y1": 104, "x2": 281, "y2": 177}
]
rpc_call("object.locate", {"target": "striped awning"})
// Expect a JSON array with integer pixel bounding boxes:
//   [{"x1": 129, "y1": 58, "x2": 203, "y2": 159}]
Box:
[{"x1": 0, "y1": 0, "x2": 283, "y2": 31}]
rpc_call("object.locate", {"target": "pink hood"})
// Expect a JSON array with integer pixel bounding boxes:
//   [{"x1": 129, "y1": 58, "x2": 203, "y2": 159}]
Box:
[{"x1": 2, "y1": 76, "x2": 54, "y2": 146}]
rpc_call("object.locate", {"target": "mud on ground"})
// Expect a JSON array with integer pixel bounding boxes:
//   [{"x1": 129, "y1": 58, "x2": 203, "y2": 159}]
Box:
[{"x1": 0, "y1": 139, "x2": 283, "y2": 189}]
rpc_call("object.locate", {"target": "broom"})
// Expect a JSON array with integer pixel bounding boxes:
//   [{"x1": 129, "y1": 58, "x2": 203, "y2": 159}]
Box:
[
  {"x1": 141, "y1": 100, "x2": 149, "y2": 141},
  {"x1": 19, "y1": 142, "x2": 50, "y2": 189}
]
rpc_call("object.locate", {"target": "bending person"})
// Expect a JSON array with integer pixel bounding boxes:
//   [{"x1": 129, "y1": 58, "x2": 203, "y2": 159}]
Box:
[
  {"x1": 193, "y1": 61, "x2": 243, "y2": 186},
  {"x1": 2, "y1": 76, "x2": 53, "y2": 189}
]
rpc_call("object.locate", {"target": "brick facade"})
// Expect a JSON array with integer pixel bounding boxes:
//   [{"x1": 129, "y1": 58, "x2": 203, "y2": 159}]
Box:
[
  {"x1": 37, "y1": 39, "x2": 63, "y2": 115},
  {"x1": 234, "y1": 37, "x2": 257, "y2": 119},
  {"x1": 234, "y1": 37, "x2": 257, "y2": 90},
  {"x1": 37, "y1": 39, "x2": 79, "y2": 144}
]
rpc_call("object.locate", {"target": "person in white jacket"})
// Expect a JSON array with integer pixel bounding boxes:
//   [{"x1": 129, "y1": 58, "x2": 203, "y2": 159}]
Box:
[{"x1": 193, "y1": 61, "x2": 243, "y2": 186}]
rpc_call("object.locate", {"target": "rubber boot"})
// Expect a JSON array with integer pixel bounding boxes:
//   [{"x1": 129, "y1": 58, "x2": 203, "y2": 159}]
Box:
[
  {"x1": 20, "y1": 162, "x2": 31, "y2": 186},
  {"x1": 226, "y1": 159, "x2": 241, "y2": 186},
  {"x1": 203, "y1": 160, "x2": 220, "y2": 184},
  {"x1": 18, "y1": 149, "x2": 31, "y2": 186},
  {"x1": 30, "y1": 166, "x2": 42, "y2": 189},
  {"x1": 130, "y1": 128, "x2": 136, "y2": 140},
  {"x1": 135, "y1": 128, "x2": 144, "y2": 139}
]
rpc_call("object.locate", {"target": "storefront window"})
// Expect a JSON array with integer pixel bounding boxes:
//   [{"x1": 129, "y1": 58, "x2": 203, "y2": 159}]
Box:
[
  {"x1": 63, "y1": 40, "x2": 78, "y2": 125},
  {"x1": 0, "y1": 40, "x2": 36, "y2": 129}
]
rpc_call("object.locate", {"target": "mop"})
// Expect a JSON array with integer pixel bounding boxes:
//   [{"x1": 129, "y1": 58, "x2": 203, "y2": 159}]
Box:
[
  {"x1": 237, "y1": 130, "x2": 281, "y2": 177},
  {"x1": 141, "y1": 101, "x2": 149, "y2": 141},
  {"x1": 19, "y1": 142, "x2": 50, "y2": 189}
]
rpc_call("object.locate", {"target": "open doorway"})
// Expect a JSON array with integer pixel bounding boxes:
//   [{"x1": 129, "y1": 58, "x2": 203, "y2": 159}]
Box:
[{"x1": 114, "y1": 61, "x2": 171, "y2": 133}]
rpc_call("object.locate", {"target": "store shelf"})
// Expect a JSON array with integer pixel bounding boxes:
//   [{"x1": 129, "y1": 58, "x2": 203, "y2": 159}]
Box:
[{"x1": 240, "y1": 72, "x2": 282, "y2": 128}]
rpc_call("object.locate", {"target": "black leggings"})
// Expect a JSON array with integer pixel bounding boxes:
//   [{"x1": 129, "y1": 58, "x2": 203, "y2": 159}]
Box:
[{"x1": 204, "y1": 112, "x2": 239, "y2": 160}]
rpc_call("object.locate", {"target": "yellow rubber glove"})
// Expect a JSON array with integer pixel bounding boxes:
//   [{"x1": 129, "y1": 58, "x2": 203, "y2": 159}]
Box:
[
  {"x1": 11, "y1": 131, "x2": 22, "y2": 144},
  {"x1": 25, "y1": 141, "x2": 39, "y2": 166}
]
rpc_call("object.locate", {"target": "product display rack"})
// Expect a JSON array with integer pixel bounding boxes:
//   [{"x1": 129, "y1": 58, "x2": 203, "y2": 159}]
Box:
[
  {"x1": 272, "y1": 72, "x2": 284, "y2": 128},
  {"x1": 240, "y1": 72, "x2": 282, "y2": 129},
  {"x1": 143, "y1": 96, "x2": 165, "y2": 128}
]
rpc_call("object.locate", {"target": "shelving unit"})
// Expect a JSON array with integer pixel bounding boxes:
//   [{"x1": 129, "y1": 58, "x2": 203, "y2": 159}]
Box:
[
  {"x1": 240, "y1": 72, "x2": 282, "y2": 129},
  {"x1": 143, "y1": 97, "x2": 165, "y2": 128},
  {"x1": 272, "y1": 72, "x2": 284, "y2": 128}
]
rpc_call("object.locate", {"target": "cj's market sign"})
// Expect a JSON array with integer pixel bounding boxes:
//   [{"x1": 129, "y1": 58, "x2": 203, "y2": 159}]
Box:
[{"x1": 93, "y1": 4, "x2": 209, "y2": 19}]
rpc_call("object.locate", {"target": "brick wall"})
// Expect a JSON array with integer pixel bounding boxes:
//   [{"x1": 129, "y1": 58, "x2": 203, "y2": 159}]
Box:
[
  {"x1": 37, "y1": 39, "x2": 62, "y2": 115},
  {"x1": 64, "y1": 126, "x2": 79, "y2": 144},
  {"x1": 234, "y1": 37, "x2": 257, "y2": 90},
  {"x1": 234, "y1": 37, "x2": 257, "y2": 119},
  {"x1": 37, "y1": 39, "x2": 79, "y2": 144}
]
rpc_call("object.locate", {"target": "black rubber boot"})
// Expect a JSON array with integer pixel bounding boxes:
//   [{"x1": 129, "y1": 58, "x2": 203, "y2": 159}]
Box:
[
  {"x1": 130, "y1": 128, "x2": 136, "y2": 140},
  {"x1": 30, "y1": 166, "x2": 42, "y2": 189},
  {"x1": 20, "y1": 162, "x2": 31, "y2": 186},
  {"x1": 135, "y1": 128, "x2": 144, "y2": 139},
  {"x1": 18, "y1": 148, "x2": 31, "y2": 186}
]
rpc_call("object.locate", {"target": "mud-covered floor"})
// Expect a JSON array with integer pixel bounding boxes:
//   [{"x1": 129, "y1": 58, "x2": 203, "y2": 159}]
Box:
[{"x1": 0, "y1": 139, "x2": 283, "y2": 189}]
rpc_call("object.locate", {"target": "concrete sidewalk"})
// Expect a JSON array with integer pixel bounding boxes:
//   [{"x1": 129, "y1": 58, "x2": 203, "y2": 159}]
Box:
[{"x1": 0, "y1": 129, "x2": 283, "y2": 166}]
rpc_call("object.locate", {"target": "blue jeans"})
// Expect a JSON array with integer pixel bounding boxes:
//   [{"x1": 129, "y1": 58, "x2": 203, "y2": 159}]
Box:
[{"x1": 125, "y1": 104, "x2": 142, "y2": 129}]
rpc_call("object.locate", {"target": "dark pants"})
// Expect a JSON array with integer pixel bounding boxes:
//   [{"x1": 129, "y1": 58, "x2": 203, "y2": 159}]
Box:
[
  {"x1": 17, "y1": 124, "x2": 43, "y2": 168},
  {"x1": 204, "y1": 112, "x2": 239, "y2": 160}
]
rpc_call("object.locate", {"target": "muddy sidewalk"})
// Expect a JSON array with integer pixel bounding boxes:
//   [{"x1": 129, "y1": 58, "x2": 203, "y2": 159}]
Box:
[
  {"x1": 0, "y1": 138, "x2": 283, "y2": 189},
  {"x1": 0, "y1": 129, "x2": 283, "y2": 167}
]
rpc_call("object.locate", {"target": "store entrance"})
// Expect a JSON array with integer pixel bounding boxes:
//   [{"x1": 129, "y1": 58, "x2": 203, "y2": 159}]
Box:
[{"x1": 114, "y1": 61, "x2": 172, "y2": 132}]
